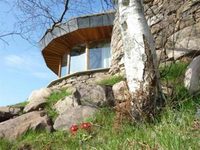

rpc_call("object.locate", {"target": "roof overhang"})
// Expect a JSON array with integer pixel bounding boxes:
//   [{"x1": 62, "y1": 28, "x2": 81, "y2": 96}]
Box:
[{"x1": 40, "y1": 12, "x2": 115, "y2": 75}]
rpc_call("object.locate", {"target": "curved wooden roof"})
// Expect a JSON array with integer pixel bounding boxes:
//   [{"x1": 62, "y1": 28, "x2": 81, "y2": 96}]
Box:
[{"x1": 40, "y1": 12, "x2": 115, "y2": 75}]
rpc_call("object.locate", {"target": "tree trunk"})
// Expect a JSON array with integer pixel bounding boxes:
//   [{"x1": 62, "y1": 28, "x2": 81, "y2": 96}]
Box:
[{"x1": 118, "y1": 0, "x2": 163, "y2": 121}]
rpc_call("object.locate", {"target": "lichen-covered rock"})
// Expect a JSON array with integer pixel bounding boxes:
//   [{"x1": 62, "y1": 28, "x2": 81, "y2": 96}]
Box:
[
  {"x1": 0, "y1": 106, "x2": 21, "y2": 122},
  {"x1": 53, "y1": 106, "x2": 97, "y2": 130},
  {"x1": 54, "y1": 96, "x2": 79, "y2": 114},
  {"x1": 24, "y1": 88, "x2": 52, "y2": 112},
  {"x1": 0, "y1": 111, "x2": 52, "y2": 140},
  {"x1": 184, "y1": 55, "x2": 200, "y2": 94}
]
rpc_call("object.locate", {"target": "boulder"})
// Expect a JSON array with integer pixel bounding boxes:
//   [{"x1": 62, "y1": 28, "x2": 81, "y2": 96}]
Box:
[
  {"x1": 184, "y1": 56, "x2": 200, "y2": 94},
  {"x1": 0, "y1": 106, "x2": 21, "y2": 122},
  {"x1": 75, "y1": 84, "x2": 114, "y2": 107},
  {"x1": 24, "y1": 88, "x2": 52, "y2": 112},
  {"x1": 53, "y1": 105, "x2": 97, "y2": 130},
  {"x1": 0, "y1": 111, "x2": 52, "y2": 140},
  {"x1": 54, "y1": 96, "x2": 79, "y2": 114},
  {"x1": 112, "y1": 81, "x2": 130, "y2": 102},
  {"x1": 166, "y1": 23, "x2": 200, "y2": 60}
]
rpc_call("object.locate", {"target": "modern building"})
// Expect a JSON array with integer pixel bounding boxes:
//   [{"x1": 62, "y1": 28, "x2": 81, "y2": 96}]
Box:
[{"x1": 40, "y1": 12, "x2": 115, "y2": 78}]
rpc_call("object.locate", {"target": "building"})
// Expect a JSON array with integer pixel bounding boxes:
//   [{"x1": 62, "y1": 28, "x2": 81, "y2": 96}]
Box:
[{"x1": 40, "y1": 12, "x2": 116, "y2": 79}]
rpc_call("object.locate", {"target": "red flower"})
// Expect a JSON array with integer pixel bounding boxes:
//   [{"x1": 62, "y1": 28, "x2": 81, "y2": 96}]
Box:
[
  {"x1": 70, "y1": 124, "x2": 78, "y2": 135},
  {"x1": 80, "y1": 122, "x2": 92, "y2": 130}
]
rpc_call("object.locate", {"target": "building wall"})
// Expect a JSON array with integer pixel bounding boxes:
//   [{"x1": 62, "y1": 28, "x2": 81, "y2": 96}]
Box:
[
  {"x1": 109, "y1": 0, "x2": 200, "y2": 74},
  {"x1": 109, "y1": 12, "x2": 125, "y2": 75}
]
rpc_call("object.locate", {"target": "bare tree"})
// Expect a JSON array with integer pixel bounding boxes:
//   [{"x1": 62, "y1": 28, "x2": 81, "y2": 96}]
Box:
[{"x1": 14, "y1": 0, "x2": 114, "y2": 43}]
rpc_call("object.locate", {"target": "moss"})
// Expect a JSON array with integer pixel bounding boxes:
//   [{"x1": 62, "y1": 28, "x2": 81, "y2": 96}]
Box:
[{"x1": 97, "y1": 75, "x2": 125, "y2": 86}]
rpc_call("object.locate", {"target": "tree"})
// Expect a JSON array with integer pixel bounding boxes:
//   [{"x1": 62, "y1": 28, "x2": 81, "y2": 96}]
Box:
[
  {"x1": 118, "y1": 0, "x2": 163, "y2": 121},
  {"x1": 14, "y1": 0, "x2": 114, "y2": 43},
  {"x1": 0, "y1": 0, "x2": 21, "y2": 45}
]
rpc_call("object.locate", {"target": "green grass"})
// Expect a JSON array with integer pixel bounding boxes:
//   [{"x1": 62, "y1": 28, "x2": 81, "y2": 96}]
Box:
[
  {"x1": 97, "y1": 75, "x2": 125, "y2": 86},
  {"x1": 45, "y1": 89, "x2": 71, "y2": 121},
  {"x1": 1, "y1": 100, "x2": 199, "y2": 149},
  {"x1": 11, "y1": 101, "x2": 28, "y2": 108},
  {"x1": 160, "y1": 62, "x2": 188, "y2": 81}
]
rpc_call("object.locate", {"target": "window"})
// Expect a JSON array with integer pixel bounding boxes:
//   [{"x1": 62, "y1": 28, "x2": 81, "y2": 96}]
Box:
[
  {"x1": 70, "y1": 46, "x2": 85, "y2": 74},
  {"x1": 61, "y1": 41, "x2": 111, "y2": 76},
  {"x1": 89, "y1": 42, "x2": 111, "y2": 69}
]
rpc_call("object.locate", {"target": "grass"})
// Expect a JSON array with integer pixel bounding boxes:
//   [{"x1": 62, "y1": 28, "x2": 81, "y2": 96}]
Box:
[
  {"x1": 160, "y1": 62, "x2": 188, "y2": 81},
  {"x1": 11, "y1": 101, "x2": 28, "y2": 108},
  {"x1": 97, "y1": 75, "x2": 125, "y2": 86},
  {"x1": 1, "y1": 100, "x2": 199, "y2": 149},
  {"x1": 0, "y1": 62, "x2": 200, "y2": 149},
  {"x1": 44, "y1": 88, "x2": 71, "y2": 121}
]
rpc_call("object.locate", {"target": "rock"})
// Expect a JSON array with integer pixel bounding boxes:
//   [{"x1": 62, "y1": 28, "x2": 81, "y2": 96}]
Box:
[
  {"x1": 24, "y1": 88, "x2": 52, "y2": 112},
  {"x1": 184, "y1": 56, "x2": 200, "y2": 94},
  {"x1": 162, "y1": 85, "x2": 173, "y2": 96},
  {"x1": 77, "y1": 75, "x2": 89, "y2": 81},
  {"x1": 0, "y1": 106, "x2": 21, "y2": 122},
  {"x1": 93, "y1": 74, "x2": 111, "y2": 83},
  {"x1": 54, "y1": 96, "x2": 79, "y2": 114},
  {"x1": 0, "y1": 111, "x2": 52, "y2": 140},
  {"x1": 53, "y1": 106, "x2": 97, "y2": 130},
  {"x1": 195, "y1": 109, "x2": 200, "y2": 119},
  {"x1": 75, "y1": 84, "x2": 115, "y2": 107},
  {"x1": 112, "y1": 81, "x2": 130, "y2": 102}
]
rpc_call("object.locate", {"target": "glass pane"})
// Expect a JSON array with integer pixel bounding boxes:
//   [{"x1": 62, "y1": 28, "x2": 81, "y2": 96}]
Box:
[
  {"x1": 70, "y1": 49, "x2": 85, "y2": 74},
  {"x1": 61, "y1": 66, "x2": 67, "y2": 77},
  {"x1": 90, "y1": 42, "x2": 111, "y2": 69}
]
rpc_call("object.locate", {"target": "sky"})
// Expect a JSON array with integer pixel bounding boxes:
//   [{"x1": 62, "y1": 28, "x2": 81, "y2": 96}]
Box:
[
  {"x1": 0, "y1": 0, "x2": 114, "y2": 106},
  {"x1": 0, "y1": 2, "x2": 57, "y2": 106}
]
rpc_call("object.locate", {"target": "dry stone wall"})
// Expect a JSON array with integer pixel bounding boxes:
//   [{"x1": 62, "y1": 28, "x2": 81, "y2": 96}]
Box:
[
  {"x1": 109, "y1": 0, "x2": 200, "y2": 74},
  {"x1": 48, "y1": 69, "x2": 110, "y2": 90},
  {"x1": 109, "y1": 12, "x2": 125, "y2": 75}
]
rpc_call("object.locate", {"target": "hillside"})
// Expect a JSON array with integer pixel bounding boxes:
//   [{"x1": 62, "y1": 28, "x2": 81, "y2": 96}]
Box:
[{"x1": 0, "y1": 62, "x2": 199, "y2": 150}]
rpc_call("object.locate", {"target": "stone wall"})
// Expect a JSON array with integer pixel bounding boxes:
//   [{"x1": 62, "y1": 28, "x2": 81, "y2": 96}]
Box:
[
  {"x1": 109, "y1": 0, "x2": 200, "y2": 73},
  {"x1": 109, "y1": 12, "x2": 125, "y2": 75},
  {"x1": 48, "y1": 68, "x2": 110, "y2": 90}
]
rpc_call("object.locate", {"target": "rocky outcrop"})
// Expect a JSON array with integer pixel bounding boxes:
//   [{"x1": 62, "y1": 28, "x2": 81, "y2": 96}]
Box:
[
  {"x1": 75, "y1": 84, "x2": 115, "y2": 107},
  {"x1": 184, "y1": 55, "x2": 200, "y2": 94},
  {"x1": 53, "y1": 106, "x2": 97, "y2": 130},
  {"x1": 24, "y1": 88, "x2": 52, "y2": 112},
  {"x1": 0, "y1": 111, "x2": 52, "y2": 140},
  {"x1": 0, "y1": 106, "x2": 21, "y2": 122}
]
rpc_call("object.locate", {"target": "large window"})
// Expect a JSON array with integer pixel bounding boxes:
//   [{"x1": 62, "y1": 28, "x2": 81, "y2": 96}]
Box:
[
  {"x1": 89, "y1": 42, "x2": 111, "y2": 69},
  {"x1": 61, "y1": 41, "x2": 111, "y2": 76},
  {"x1": 70, "y1": 46, "x2": 85, "y2": 74}
]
